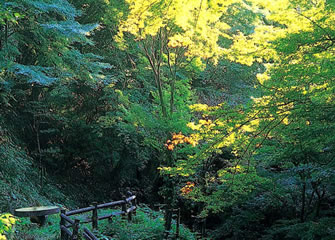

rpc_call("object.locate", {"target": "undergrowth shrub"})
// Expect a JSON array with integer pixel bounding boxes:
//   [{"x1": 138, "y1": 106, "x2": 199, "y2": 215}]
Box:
[
  {"x1": 0, "y1": 214, "x2": 16, "y2": 240},
  {"x1": 96, "y1": 205, "x2": 196, "y2": 240}
]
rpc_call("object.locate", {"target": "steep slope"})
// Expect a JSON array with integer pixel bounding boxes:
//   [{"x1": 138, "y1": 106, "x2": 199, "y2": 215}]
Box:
[{"x1": 0, "y1": 124, "x2": 74, "y2": 213}]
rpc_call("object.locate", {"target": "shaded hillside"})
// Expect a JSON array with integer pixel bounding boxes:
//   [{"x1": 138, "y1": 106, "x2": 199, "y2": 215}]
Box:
[{"x1": 0, "y1": 123, "x2": 74, "y2": 213}]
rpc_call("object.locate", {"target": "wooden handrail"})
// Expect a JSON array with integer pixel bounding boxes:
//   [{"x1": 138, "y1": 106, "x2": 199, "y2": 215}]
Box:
[
  {"x1": 60, "y1": 195, "x2": 137, "y2": 240},
  {"x1": 97, "y1": 200, "x2": 124, "y2": 209},
  {"x1": 125, "y1": 195, "x2": 136, "y2": 203},
  {"x1": 83, "y1": 232, "x2": 92, "y2": 240},
  {"x1": 98, "y1": 211, "x2": 123, "y2": 221},
  {"x1": 66, "y1": 206, "x2": 95, "y2": 216},
  {"x1": 60, "y1": 213, "x2": 74, "y2": 225},
  {"x1": 65, "y1": 195, "x2": 136, "y2": 216},
  {"x1": 60, "y1": 225, "x2": 72, "y2": 236},
  {"x1": 126, "y1": 206, "x2": 137, "y2": 213},
  {"x1": 83, "y1": 227, "x2": 98, "y2": 240}
]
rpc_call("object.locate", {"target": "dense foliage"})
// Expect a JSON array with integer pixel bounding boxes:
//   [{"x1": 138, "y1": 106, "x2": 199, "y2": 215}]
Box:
[{"x1": 1, "y1": 0, "x2": 335, "y2": 239}]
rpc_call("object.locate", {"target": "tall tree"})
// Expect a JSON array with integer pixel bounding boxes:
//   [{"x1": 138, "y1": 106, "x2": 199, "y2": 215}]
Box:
[
  {"x1": 114, "y1": 0, "x2": 245, "y2": 118},
  {"x1": 160, "y1": 0, "x2": 335, "y2": 226},
  {"x1": 0, "y1": 0, "x2": 110, "y2": 187}
]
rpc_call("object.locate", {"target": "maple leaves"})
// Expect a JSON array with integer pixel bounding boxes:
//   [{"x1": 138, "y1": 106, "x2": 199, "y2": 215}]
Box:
[
  {"x1": 180, "y1": 181, "x2": 195, "y2": 195},
  {"x1": 164, "y1": 132, "x2": 198, "y2": 151}
]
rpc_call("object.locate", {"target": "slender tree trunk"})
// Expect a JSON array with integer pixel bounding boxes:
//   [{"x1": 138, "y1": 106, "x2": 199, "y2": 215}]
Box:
[
  {"x1": 155, "y1": 71, "x2": 167, "y2": 118},
  {"x1": 142, "y1": 40, "x2": 167, "y2": 118},
  {"x1": 5, "y1": 19, "x2": 8, "y2": 59},
  {"x1": 169, "y1": 76, "x2": 176, "y2": 116},
  {"x1": 4, "y1": 19, "x2": 8, "y2": 47},
  {"x1": 0, "y1": 23, "x2": 3, "y2": 50},
  {"x1": 300, "y1": 180, "x2": 306, "y2": 222},
  {"x1": 315, "y1": 187, "x2": 325, "y2": 219},
  {"x1": 167, "y1": 46, "x2": 178, "y2": 116},
  {"x1": 157, "y1": 29, "x2": 167, "y2": 118},
  {"x1": 35, "y1": 115, "x2": 43, "y2": 188}
]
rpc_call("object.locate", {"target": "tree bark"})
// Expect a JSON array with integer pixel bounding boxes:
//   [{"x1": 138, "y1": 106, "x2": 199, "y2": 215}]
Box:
[
  {"x1": 142, "y1": 40, "x2": 167, "y2": 118},
  {"x1": 300, "y1": 180, "x2": 306, "y2": 222}
]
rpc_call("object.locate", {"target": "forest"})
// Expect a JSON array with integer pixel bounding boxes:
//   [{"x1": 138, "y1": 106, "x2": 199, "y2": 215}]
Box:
[{"x1": 1, "y1": 0, "x2": 335, "y2": 239}]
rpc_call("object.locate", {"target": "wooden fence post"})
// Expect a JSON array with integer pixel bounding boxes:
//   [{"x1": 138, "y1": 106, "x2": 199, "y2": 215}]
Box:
[
  {"x1": 131, "y1": 196, "x2": 137, "y2": 216},
  {"x1": 164, "y1": 208, "x2": 172, "y2": 240},
  {"x1": 196, "y1": 233, "x2": 202, "y2": 240},
  {"x1": 121, "y1": 201, "x2": 127, "y2": 220},
  {"x1": 201, "y1": 218, "x2": 206, "y2": 238},
  {"x1": 92, "y1": 202, "x2": 98, "y2": 230},
  {"x1": 60, "y1": 209, "x2": 66, "y2": 240},
  {"x1": 128, "y1": 209, "x2": 132, "y2": 222},
  {"x1": 72, "y1": 219, "x2": 80, "y2": 240}
]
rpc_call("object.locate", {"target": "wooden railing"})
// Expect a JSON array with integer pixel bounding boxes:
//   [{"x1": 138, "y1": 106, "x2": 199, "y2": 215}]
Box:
[
  {"x1": 60, "y1": 195, "x2": 137, "y2": 240},
  {"x1": 164, "y1": 208, "x2": 181, "y2": 240}
]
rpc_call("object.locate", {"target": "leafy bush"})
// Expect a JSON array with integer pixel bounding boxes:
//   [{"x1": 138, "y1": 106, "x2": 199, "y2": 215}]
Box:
[
  {"x1": 0, "y1": 214, "x2": 16, "y2": 240},
  {"x1": 97, "y1": 205, "x2": 196, "y2": 240},
  {"x1": 261, "y1": 218, "x2": 335, "y2": 240}
]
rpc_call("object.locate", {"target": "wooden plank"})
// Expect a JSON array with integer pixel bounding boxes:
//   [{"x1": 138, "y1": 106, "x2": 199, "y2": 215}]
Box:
[
  {"x1": 98, "y1": 211, "x2": 123, "y2": 221},
  {"x1": 61, "y1": 213, "x2": 74, "y2": 225},
  {"x1": 65, "y1": 222, "x2": 72, "y2": 228},
  {"x1": 98, "y1": 214, "x2": 111, "y2": 221},
  {"x1": 126, "y1": 206, "x2": 137, "y2": 213},
  {"x1": 66, "y1": 196, "x2": 136, "y2": 214},
  {"x1": 80, "y1": 218, "x2": 92, "y2": 224},
  {"x1": 66, "y1": 206, "x2": 94, "y2": 216},
  {"x1": 84, "y1": 227, "x2": 99, "y2": 240},
  {"x1": 97, "y1": 200, "x2": 124, "y2": 209},
  {"x1": 125, "y1": 195, "x2": 136, "y2": 203},
  {"x1": 83, "y1": 232, "x2": 92, "y2": 240},
  {"x1": 60, "y1": 225, "x2": 72, "y2": 236},
  {"x1": 81, "y1": 212, "x2": 123, "y2": 223},
  {"x1": 113, "y1": 211, "x2": 123, "y2": 216}
]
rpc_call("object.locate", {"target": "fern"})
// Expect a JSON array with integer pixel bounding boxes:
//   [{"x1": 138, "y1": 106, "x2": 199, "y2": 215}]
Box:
[
  {"x1": 41, "y1": 21, "x2": 98, "y2": 45},
  {"x1": 9, "y1": 64, "x2": 58, "y2": 85},
  {"x1": 24, "y1": 0, "x2": 80, "y2": 19}
]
